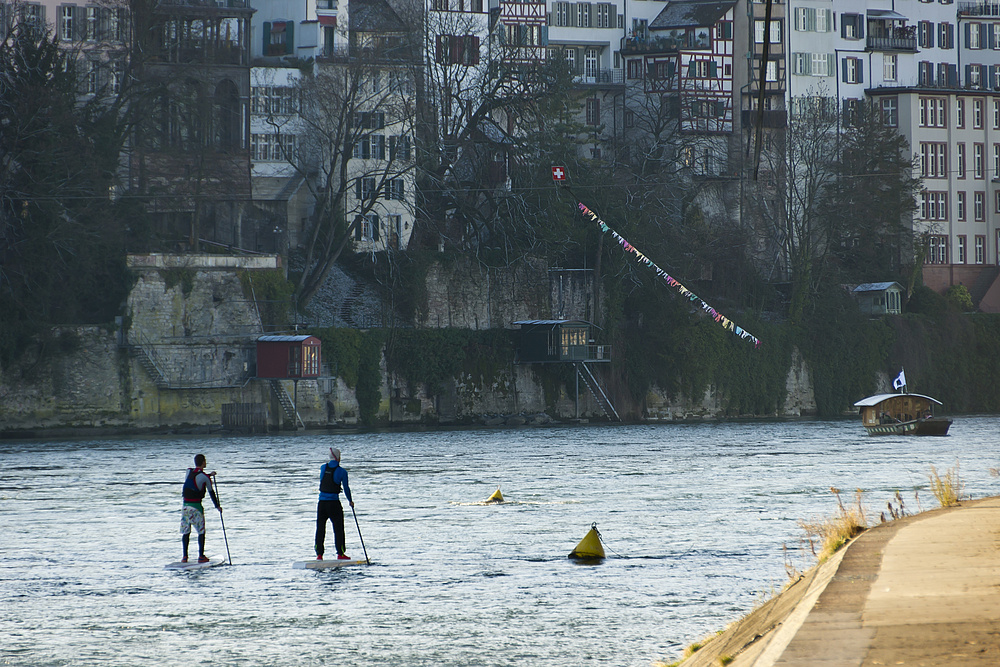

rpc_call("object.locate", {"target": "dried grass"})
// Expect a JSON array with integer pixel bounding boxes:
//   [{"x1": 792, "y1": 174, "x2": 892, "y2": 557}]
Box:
[
  {"x1": 798, "y1": 487, "x2": 868, "y2": 562},
  {"x1": 929, "y1": 462, "x2": 963, "y2": 507}
]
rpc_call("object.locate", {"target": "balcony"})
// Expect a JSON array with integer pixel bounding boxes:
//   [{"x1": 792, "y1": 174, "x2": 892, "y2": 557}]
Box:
[
  {"x1": 959, "y1": 2, "x2": 1000, "y2": 16},
  {"x1": 620, "y1": 34, "x2": 692, "y2": 56},
  {"x1": 575, "y1": 68, "x2": 624, "y2": 86},
  {"x1": 866, "y1": 23, "x2": 916, "y2": 52}
]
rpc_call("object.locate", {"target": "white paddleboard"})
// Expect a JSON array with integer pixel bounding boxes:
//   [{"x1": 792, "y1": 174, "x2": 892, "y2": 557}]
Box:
[
  {"x1": 165, "y1": 557, "x2": 226, "y2": 571},
  {"x1": 293, "y1": 558, "x2": 369, "y2": 569}
]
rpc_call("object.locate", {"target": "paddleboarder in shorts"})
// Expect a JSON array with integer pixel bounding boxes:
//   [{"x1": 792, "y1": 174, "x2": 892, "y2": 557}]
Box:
[
  {"x1": 316, "y1": 447, "x2": 354, "y2": 560},
  {"x1": 181, "y1": 454, "x2": 222, "y2": 563}
]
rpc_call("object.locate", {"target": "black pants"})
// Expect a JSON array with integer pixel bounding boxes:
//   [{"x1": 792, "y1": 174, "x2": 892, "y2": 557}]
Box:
[{"x1": 315, "y1": 499, "x2": 345, "y2": 557}]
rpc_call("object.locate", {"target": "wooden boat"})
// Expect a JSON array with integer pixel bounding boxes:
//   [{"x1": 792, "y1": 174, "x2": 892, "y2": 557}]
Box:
[{"x1": 853, "y1": 392, "x2": 952, "y2": 436}]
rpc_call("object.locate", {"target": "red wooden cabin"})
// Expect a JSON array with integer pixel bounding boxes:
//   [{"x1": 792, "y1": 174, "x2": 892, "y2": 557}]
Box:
[{"x1": 256, "y1": 335, "x2": 322, "y2": 379}]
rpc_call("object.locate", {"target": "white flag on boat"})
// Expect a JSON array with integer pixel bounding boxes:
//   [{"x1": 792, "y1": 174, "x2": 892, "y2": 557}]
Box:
[{"x1": 893, "y1": 369, "x2": 906, "y2": 391}]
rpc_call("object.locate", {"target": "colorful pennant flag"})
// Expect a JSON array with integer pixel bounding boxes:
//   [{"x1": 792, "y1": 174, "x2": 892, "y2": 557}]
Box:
[{"x1": 579, "y1": 202, "x2": 761, "y2": 349}]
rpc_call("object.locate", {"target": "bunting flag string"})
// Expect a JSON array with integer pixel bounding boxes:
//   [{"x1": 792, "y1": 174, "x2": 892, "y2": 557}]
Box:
[{"x1": 579, "y1": 202, "x2": 761, "y2": 349}]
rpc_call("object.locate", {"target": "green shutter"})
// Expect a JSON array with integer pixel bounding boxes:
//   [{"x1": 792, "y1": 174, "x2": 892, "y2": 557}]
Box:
[
  {"x1": 285, "y1": 22, "x2": 294, "y2": 54},
  {"x1": 263, "y1": 22, "x2": 270, "y2": 54}
]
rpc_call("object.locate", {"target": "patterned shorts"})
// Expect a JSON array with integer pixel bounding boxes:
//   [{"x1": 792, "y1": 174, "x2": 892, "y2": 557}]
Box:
[{"x1": 180, "y1": 505, "x2": 206, "y2": 535}]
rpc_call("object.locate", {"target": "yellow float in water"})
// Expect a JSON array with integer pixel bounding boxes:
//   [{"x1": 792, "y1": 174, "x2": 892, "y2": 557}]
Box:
[
  {"x1": 568, "y1": 523, "x2": 605, "y2": 561},
  {"x1": 485, "y1": 486, "x2": 504, "y2": 504}
]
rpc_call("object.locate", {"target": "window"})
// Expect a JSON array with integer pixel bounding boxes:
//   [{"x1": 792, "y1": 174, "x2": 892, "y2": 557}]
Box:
[
  {"x1": 976, "y1": 235, "x2": 986, "y2": 263},
  {"x1": 595, "y1": 3, "x2": 610, "y2": 28},
  {"x1": 252, "y1": 87, "x2": 297, "y2": 115},
  {"x1": 995, "y1": 143, "x2": 1000, "y2": 179},
  {"x1": 975, "y1": 99, "x2": 984, "y2": 128},
  {"x1": 976, "y1": 191, "x2": 986, "y2": 220},
  {"x1": 958, "y1": 235, "x2": 967, "y2": 263},
  {"x1": 60, "y1": 5, "x2": 74, "y2": 41},
  {"x1": 576, "y1": 3, "x2": 591, "y2": 28},
  {"x1": 586, "y1": 98, "x2": 600, "y2": 125},
  {"x1": 883, "y1": 54, "x2": 896, "y2": 82},
  {"x1": 843, "y1": 57, "x2": 863, "y2": 84},
  {"x1": 766, "y1": 60, "x2": 777, "y2": 82},
  {"x1": 957, "y1": 98, "x2": 966, "y2": 128},
  {"x1": 811, "y1": 53, "x2": 832, "y2": 77},
  {"x1": 975, "y1": 143, "x2": 985, "y2": 178},
  {"x1": 436, "y1": 34, "x2": 480, "y2": 65},
  {"x1": 842, "y1": 14, "x2": 862, "y2": 39},
  {"x1": 970, "y1": 64, "x2": 983, "y2": 88},
  {"x1": 921, "y1": 142, "x2": 948, "y2": 178},
  {"x1": 85, "y1": 6, "x2": 96, "y2": 41},
  {"x1": 939, "y1": 22, "x2": 954, "y2": 49},
  {"x1": 995, "y1": 100, "x2": 1000, "y2": 129},
  {"x1": 356, "y1": 177, "x2": 377, "y2": 202},
  {"x1": 919, "y1": 98, "x2": 947, "y2": 127},
  {"x1": 250, "y1": 133, "x2": 297, "y2": 161},
  {"x1": 919, "y1": 21, "x2": 935, "y2": 49},
  {"x1": 881, "y1": 97, "x2": 897, "y2": 127},
  {"x1": 958, "y1": 191, "x2": 967, "y2": 220},
  {"x1": 754, "y1": 20, "x2": 781, "y2": 44},
  {"x1": 553, "y1": 2, "x2": 570, "y2": 26},
  {"x1": 958, "y1": 143, "x2": 967, "y2": 178},
  {"x1": 693, "y1": 60, "x2": 712, "y2": 78},
  {"x1": 389, "y1": 135, "x2": 411, "y2": 161},
  {"x1": 970, "y1": 22, "x2": 983, "y2": 49},
  {"x1": 386, "y1": 178, "x2": 405, "y2": 201},
  {"x1": 354, "y1": 214, "x2": 380, "y2": 242},
  {"x1": 927, "y1": 236, "x2": 948, "y2": 264},
  {"x1": 995, "y1": 189, "x2": 1000, "y2": 213},
  {"x1": 921, "y1": 191, "x2": 948, "y2": 220},
  {"x1": 626, "y1": 59, "x2": 642, "y2": 80},
  {"x1": 584, "y1": 48, "x2": 598, "y2": 78}
]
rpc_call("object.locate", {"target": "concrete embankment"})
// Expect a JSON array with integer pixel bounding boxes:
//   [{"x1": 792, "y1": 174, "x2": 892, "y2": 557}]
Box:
[{"x1": 676, "y1": 496, "x2": 1000, "y2": 667}]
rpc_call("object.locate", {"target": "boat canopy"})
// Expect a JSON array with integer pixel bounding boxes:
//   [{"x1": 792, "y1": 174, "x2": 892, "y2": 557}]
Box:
[{"x1": 853, "y1": 393, "x2": 942, "y2": 407}]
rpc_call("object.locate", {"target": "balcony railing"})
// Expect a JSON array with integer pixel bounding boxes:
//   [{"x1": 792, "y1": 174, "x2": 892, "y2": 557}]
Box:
[
  {"x1": 575, "y1": 68, "x2": 624, "y2": 86},
  {"x1": 866, "y1": 35, "x2": 917, "y2": 51},
  {"x1": 959, "y1": 2, "x2": 1000, "y2": 16}
]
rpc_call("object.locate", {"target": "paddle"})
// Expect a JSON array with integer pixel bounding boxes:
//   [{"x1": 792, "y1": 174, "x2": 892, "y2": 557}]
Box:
[
  {"x1": 351, "y1": 505, "x2": 370, "y2": 565},
  {"x1": 211, "y1": 473, "x2": 233, "y2": 566}
]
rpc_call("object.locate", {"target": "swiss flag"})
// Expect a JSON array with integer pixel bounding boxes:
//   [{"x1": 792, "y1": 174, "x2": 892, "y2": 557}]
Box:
[{"x1": 551, "y1": 166, "x2": 566, "y2": 181}]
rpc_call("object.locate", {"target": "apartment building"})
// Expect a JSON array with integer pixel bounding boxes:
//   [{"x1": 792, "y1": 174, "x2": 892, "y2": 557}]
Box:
[{"x1": 784, "y1": 0, "x2": 1000, "y2": 307}]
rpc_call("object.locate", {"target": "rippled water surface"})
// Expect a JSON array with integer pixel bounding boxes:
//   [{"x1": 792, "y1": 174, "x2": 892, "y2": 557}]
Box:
[{"x1": 3, "y1": 418, "x2": 999, "y2": 666}]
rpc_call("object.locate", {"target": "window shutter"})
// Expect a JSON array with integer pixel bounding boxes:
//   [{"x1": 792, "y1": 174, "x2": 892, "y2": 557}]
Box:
[
  {"x1": 355, "y1": 179, "x2": 362, "y2": 200},
  {"x1": 806, "y1": 8, "x2": 815, "y2": 32},
  {"x1": 354, "y1": 216, "x2": 363, "y2": 241},
  {"x1": 436, "y1": 35, "x2": 444, "y2": 62},
  {"x1": 981, "y1": 23, "x2": 988, "y2": 48},
  {"x1": 709, "y1": 60, "x2": 717, "y2": 78},
  {"x1": 540, "y1": 26, "x2": 547, "y2": 47},
  {"x1": 74, "y1": 6, "x2": 85, "y2": 40},
  {"x1": 966, "y1": 64, "x2": 972, "y2": 85},
  {"x1": 687, "y1": 60, "x2": 696, "y2": 77},
  {"x1": 858, "y1": 16, "x2": 864, "y2": 39},
  {"x1": 949, "y1": 64, "x2": 958, "y2": 86},
  {"x1": 982, "y1": 64, "x2": 990, "y2": 85},
  {"x1": 263, "y1": 22, "x2": 271, "y2": 53},
  {"x1": 966, "y1": 23, "x2": 972, "y2": 48},
  {"x1": 827, "y1": 53, "x2": 834, "y2": 76},
  {"x1": 285, "y1": 21, "x2": 294, "y2": 54},
  {"x1": 841, "y1": 19, "x2": 846, "y2": 38},
  {"x1": 857, "y1": 59, "x2": 864, "y2": 84},
  {"x1": 372, "y1": 215, "x2": 380, "y2": 242},
  {"x1": 841, "y1": 57, "x2": 848, "y2": 83}
]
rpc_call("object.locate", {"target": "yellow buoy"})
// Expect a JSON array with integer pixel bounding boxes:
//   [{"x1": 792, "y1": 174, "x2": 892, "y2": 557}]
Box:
[
  {"x1": 485, "y1": 486, "x2": 504, "y2": 504},
  {"x1": 568, "y1": 523, "x2": 605, "y2": 561}
]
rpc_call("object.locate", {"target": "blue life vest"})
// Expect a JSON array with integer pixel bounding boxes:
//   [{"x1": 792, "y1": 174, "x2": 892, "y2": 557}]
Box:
[{"x1": 183, "y1": 468, "x2": 206, "y2": 501}]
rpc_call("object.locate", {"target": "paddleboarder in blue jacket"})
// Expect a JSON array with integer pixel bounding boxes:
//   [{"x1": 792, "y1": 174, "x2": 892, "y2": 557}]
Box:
[
  {"x1": 316, "y1": 447, "x2": 354, "y2": 560},
  {"x1": 181, "y1": 454, "x2": 222, "y2": 563}
]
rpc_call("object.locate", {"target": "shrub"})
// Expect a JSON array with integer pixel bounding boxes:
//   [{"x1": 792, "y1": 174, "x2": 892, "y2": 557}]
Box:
[{"x1": 944, "y1": 284, "x2": 974, "y2": 312}]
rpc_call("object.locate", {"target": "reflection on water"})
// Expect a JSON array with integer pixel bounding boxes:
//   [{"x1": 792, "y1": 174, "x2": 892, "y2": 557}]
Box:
[{"x1": 2, "y1": 418, "x2": 998, "y2": 666}]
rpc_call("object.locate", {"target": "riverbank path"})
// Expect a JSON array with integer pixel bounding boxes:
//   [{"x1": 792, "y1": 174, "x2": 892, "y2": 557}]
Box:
[{"x1": 683, "y1": 495, "x2": 1000, "y2": 666}]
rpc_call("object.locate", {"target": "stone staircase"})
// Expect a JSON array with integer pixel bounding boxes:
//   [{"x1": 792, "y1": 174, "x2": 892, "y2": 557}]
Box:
[{"x1": 339, "y1": 283, "x2": 365, "y2": 328}]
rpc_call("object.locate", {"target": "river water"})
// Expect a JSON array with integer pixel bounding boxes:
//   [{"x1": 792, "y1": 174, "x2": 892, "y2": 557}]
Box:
[{"x1": 3, "y1": 417, "x2": 999, "y2": 666}]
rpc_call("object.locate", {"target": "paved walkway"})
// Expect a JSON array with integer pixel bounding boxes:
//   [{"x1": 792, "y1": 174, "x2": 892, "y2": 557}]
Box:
[{"x1": 682, "y1": 496, "x2": 1000, "y2": 667}]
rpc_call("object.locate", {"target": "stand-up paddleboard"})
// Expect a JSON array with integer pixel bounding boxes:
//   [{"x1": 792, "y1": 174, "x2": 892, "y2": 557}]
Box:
[
  {"x1": 165, "y1": 557, "x2": 226, "y2": 571},
  {"x1": 293, "y1": 558, "x2": 369, "y2": 570}
]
